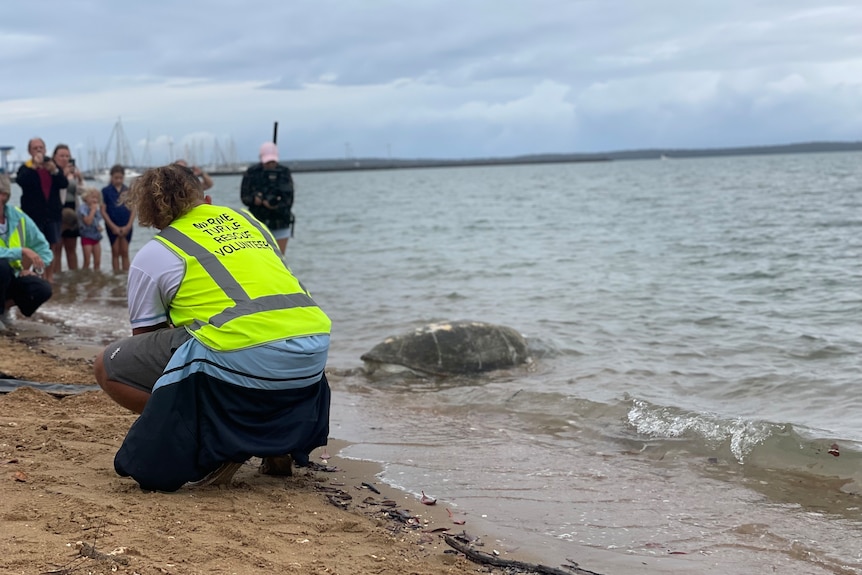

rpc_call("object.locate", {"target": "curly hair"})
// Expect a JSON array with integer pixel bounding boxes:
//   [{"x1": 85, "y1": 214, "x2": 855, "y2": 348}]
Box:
[
  {"x1": 127, "y1": 164, "x2": 204, "y2": 230},
  {"x1": 80, "y1": 187, "x2": 102, "y2": 204}
]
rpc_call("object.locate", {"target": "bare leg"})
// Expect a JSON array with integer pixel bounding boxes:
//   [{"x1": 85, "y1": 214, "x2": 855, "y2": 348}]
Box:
[
  {"x1": 277, "y1": 238, "x2": 288, "y2": 253},
  {"x1": 93, "y1": 244, "x2": 102, "y2": 271},
  {"x1": 62, "y1": 236, "x2": 79, "y2": 270},
  {"x1": 119, "y1": 237, "x2": 131, "y2": 272},
  {"x1": 81, "y1": 244, "x2": 92, "y2": 269},
  {"x1": 111, "y1": 238, "x2": 121, "y2": 273},
  {"x1": 51, "y1": 242, "x2": 63, "y2": 274},
  {"x1": 94, "y1": 349, "x2": 149, "y2": 414},
  {"x1": 45, "y1": 242, "x2": 61, "y2": 282}
]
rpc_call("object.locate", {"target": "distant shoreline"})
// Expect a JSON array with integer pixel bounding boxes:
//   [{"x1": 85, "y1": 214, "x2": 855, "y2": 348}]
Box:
[
  {"x1": 208, "y1": 139, "x2": 862, "y2": 175},
  {"x1": 210, "y1": 154, "x2": 613, "y2": 176},
  {"x1": 6, "y1": 140, "x2": 862, "y2": 180}
]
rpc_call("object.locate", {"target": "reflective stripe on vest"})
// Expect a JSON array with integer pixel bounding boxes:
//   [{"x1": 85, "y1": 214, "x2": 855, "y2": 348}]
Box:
[
  {"x1": 155, "y1": 205, "x2": 330, "y2": 351},
  {"x1": 0, "y1": 208, "x2": 28, "y2": 270},
  {"x1": 158, "y1": 226, "x2": 317, "y2": 332}
]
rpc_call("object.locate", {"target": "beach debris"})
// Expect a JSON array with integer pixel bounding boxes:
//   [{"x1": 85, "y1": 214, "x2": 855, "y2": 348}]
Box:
[
  {"x1": 444, "y1": 534, "x2": 605, "y2": 575},
  {"x1": 420, "y1": 490, "x2": 437, "y2": 505},
  {"x1": 362, "y1": 495, "x2": 398, "y2": 507},
  {"x1": 315, "y1": 485, "x2": 351, "y2": 498},
  {"x1": 451, "y1": 531, "x2": 480, "y2": 545},
  {"x1": 43, "y1": 540, "x2": 109, "y2": 575},
  {"x1": 359, "y1": 495, "x2": 397, "y2": 507},
  {"x1": 304, "y1": 461, "x2": 339, "y2": 472},
  {"x1": 361, "y1": 481, "x2": 381, "y2": 494},
  {"x1": 828, "y1": 443, "x2": 840, "y2": 457},
  {"x1": 387, "y1": 508, "x2": 421, "y2": 526},
  {"x1": 77, "y1": 542, "x2": 130, "y2": 566},
  {"x1": 316, "y1": 484, "x2": 353, "y2": 509},
  {"x1": 13, "y1": 470, "x2": 27, "y2": 482},
  {"x1": 446, "y1": 508, "x2": 466, "y2": 525},
  {"x1": 326, "y1": 494, "x2": 350, "y2": 509}
]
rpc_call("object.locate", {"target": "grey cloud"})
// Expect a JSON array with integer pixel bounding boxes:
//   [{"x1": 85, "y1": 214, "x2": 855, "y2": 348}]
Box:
[{"x1": 3, "y1": 0, "x2": 862, "y2": 160}]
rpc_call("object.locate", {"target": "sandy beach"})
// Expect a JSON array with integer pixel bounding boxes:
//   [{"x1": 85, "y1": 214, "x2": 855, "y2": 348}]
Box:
[{"x1": 0, "y1": 318, "x2": 576, "y2": 575}]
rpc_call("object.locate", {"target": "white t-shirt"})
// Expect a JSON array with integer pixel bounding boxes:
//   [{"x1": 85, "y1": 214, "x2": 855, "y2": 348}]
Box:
[
  {"x1": 126, "y1": 231, "x2": 330, "y2": 381},
  {"x1": 127, "y1": 241, "x2": 185, "y2": 329}
]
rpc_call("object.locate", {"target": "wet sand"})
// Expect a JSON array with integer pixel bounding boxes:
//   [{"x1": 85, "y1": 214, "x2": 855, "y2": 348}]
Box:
[
  {"x1": 1, "y1": 314, "x2": 717, "y2": 575},
  {"x1": 0, "y1": 317, "x2": 565, "y2": 575}
]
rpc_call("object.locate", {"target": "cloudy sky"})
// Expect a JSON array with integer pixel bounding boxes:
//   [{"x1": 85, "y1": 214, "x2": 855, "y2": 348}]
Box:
[{"x1": 2, "y1": 0, "x2": 862, "y2": 168}]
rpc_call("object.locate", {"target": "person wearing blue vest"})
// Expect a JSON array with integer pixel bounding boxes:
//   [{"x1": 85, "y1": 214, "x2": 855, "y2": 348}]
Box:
[
  {"x1": 93, "y1": 163, "x2": 332, "y2": 492},
  {"x1": 0, "y1": 173, "x2": 53, "y2": 331}
]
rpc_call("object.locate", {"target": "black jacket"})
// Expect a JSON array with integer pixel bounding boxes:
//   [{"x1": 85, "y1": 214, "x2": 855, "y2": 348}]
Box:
[
  {"x1": 16, "y1": 163, "x2": 68, "y2": 226},
  {"x1": 240, "y1": 163, "x2": 294, "y2": 231}
]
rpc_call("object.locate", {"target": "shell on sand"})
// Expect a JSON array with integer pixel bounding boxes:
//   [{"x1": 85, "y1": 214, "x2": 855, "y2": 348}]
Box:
[{"x1": 360, "y1": 320, "x2": 531, "y2": 376}]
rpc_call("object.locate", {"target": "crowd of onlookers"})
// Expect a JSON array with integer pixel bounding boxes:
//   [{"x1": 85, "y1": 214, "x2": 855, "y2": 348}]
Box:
[
  {"x1": 1, "y1": 136, "x2": 292, "y2": 332},
  {"x1": 7, "y1": 137, "x2": 138, "y2": 277},
  {"x1": 1, "y1": 137, "x2": 122, "y2": 330},
  {"x1": 0, "y1": 137, "x2": 209, "y2": 330}
]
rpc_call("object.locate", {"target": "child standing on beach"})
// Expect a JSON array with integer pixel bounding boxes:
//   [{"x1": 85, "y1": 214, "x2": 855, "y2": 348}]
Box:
[
  {"x1": 101, "y1": 164, "x2": 135, "y2": 273},
  {"x1": 78, "y1": 188, "x2": 104, "y2": 270}
]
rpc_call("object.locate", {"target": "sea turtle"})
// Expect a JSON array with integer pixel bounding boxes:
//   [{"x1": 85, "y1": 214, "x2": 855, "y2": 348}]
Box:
[{"x1": 360, "y1": 320, "x2": 531, "y2": 376}]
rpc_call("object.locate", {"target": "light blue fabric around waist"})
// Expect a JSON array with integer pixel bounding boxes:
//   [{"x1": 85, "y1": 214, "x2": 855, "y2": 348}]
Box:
[{"x1": 153, "y1": 334, "x2": 329, "y2": 392}]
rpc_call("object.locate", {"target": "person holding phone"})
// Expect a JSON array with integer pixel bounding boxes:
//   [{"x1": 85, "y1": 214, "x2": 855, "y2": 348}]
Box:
[
  {"x1": 54, "y1": 143, "x2": 84, "y2": 272},
  {"x1": 15, "y1": 138, "x2": 68, "y2": 283}
]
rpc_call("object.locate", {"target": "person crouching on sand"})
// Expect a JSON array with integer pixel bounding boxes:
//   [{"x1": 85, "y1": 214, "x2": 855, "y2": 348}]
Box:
[
  {"x1": 0, "y1": 173, "x2": 53, "y2": 331},
  {"x1": 93, "y1": 163, "x2": 332, "y2": 492}
]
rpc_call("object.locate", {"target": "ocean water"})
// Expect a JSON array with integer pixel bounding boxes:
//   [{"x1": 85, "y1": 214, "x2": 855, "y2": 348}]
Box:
[{"x1": 13, "y1": 152, "x2": 862, "y2": 574}]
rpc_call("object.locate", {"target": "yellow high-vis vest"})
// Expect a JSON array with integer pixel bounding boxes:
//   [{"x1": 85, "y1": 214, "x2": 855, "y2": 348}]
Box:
[
  {"x1": 0, "y1": 207, "x2": 28, "y2": 270},
  {"x1": 155, "y1": 204, "x2": 331, "y2": 351}
]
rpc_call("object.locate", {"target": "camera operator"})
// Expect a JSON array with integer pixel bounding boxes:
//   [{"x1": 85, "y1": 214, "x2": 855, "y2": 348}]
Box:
[
  {"x1": 15, "y1": 137, "x2": 68, "y2": 283},
  {"x1": 240, "y1": 142, "x2": 295, "y2": 253}
]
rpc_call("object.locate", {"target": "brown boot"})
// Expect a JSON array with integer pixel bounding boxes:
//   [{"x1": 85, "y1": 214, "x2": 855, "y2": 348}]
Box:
[{"x1": 260, "y1": 455, "x2": 293, "y2": 476}]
